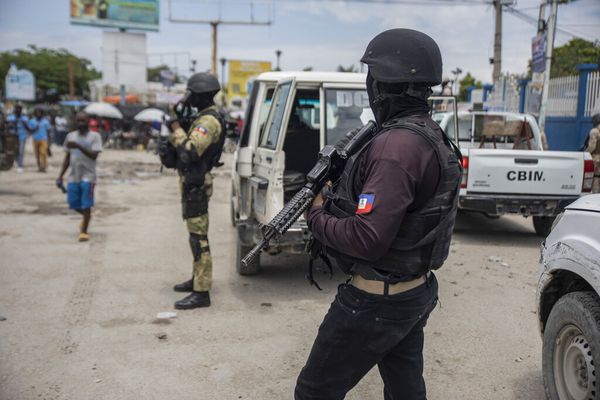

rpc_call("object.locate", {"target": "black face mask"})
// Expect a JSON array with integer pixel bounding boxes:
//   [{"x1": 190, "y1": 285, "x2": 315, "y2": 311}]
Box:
[
  {"x1": 188, "y1": 92, "x2": 215, "y2": 112},
  {"x1": 366, "y1": 71, "x2": 431, "y2": 125}
]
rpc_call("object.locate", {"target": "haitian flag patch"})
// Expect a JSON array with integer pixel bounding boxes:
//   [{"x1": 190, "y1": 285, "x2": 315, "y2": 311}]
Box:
[
  {"x1": 194, "y1": 125, "x2": 208, "y2": 136},
  {"x1": 356, "y1": 194, "x2": 375, "y2": 215}
]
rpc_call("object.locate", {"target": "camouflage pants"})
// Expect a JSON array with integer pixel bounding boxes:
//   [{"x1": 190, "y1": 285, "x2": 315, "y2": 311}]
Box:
[{"x1": 184, "y1": 180, "x2": 213, "y2": 292}]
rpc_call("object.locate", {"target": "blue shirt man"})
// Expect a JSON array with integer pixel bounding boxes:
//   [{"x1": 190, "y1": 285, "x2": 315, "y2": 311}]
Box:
[
  {"x1": 29, "y1": 115, "x2": 51, "y2": 141},
  {"x1": 28, "y1": 109, "x2": 51, "y2": 172},
  {"x1": 7, "y1": 104, "x2": 30, "y2": 170}
]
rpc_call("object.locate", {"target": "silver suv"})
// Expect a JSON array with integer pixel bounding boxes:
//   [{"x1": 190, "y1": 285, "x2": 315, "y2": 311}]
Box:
[{"x1": 538, "y1": 194, "x2": 600, "y2": 400}]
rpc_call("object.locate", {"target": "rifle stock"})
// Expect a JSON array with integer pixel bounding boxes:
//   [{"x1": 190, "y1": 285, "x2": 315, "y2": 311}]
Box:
[{"x1": 240, "y1": 120, "x2": 377, "y2": 268}]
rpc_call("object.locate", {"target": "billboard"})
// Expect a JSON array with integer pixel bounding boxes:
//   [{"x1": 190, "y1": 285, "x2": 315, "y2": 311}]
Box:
[
  {"x1": 70, "y1": 0, "x2": 159, "y2": 31},
  {"x1": 531, "y1": 33, "x2": 547, "y2": 74},
  {"x1": 227, "y1": 60, "x2": 272, "y2": 97},
  {"x1": 5, "y1": 64, "x2": 36, "y2": 101},
  {"x1": 102, "y1": 31, "x2": 147, "y2": 87}
]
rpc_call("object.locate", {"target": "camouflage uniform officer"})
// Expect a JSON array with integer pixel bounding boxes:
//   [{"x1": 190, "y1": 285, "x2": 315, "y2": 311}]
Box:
[
  {"x1": 160, "y1": 73, "x2": 226, "y2": 309},
  {"x1": 587, "y1": 114, "x2": 600, "y2": 193}
]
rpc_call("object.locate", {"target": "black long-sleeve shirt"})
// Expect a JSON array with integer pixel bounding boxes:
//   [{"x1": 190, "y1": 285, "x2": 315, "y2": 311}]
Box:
[{"x1": 307, "y1": 116, "x2": 442, "y2": 262}]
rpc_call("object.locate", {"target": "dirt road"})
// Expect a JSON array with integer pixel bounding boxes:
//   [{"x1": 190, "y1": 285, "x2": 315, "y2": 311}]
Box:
[{"x1": 0, "y1": 147, "x2": 545, "y2": 399}]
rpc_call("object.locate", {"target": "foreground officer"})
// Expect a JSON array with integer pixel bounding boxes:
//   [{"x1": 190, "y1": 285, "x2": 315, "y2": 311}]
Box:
[
  {"x1": 295, "y1": 29, "x2": 462, "y2": 399},
  {"x1": 161, "y1": 73, "x2": 226, "y2": 310}
]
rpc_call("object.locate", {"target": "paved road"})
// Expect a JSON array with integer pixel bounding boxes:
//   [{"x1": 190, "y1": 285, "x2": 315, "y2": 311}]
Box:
[{"x1": 0, "y1": 148, "x2": 545, "y2": 399}]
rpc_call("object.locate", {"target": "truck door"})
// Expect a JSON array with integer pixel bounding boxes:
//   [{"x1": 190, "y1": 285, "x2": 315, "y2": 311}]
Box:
[
  {"x1": 233, "y1": 82, "x2": 274, "y2": 223},
  {"x1": 251, "y1": 78, "x2": 296, "y2": 225}
]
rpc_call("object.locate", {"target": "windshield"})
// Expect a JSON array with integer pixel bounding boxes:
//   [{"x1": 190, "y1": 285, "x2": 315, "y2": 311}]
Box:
[{"x1": 324, "y1": 88, "x2": 372, "y2": 145}]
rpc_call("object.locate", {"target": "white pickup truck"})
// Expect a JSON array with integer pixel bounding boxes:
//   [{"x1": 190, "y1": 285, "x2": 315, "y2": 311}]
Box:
[{"x1": 432, "y1": 102, "x2": 595, "y2": 236}]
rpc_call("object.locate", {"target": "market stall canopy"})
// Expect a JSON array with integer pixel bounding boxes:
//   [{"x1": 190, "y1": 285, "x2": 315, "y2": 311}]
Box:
[
  {"x1": 134, "y1": 108, "x2": 165, "y2": 122},
  {"x1": 60, "y1": 100, "x2": 90, "y2": 107},
  {"x1": 84, "y1": 102, "x2": 123, "y2": 119}
]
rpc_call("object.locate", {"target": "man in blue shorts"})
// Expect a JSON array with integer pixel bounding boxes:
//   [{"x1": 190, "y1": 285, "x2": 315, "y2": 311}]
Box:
[{"x1": 57, "y1": 112, "x2": 103, "y2": 242}]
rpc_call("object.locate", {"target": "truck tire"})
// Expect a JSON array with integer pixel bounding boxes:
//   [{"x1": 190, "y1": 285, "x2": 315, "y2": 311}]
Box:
[
  {"x1": 542, "y1": 291, "x2": 600, "y2": 400},
  {"x1": 533, "y1": 216, "x2": 555, "y2": 237},
  {"x1": 236, "y1": 228, "x2": 260, "y2": 275}
]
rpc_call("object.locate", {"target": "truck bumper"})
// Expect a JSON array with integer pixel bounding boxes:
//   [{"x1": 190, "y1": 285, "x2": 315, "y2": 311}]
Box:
[
  {"x1": 459, "y1": 194, "x2": 579, "y2": 216},
  {"x1": 240, "y1": 220, "x2": 311, "y2": 254}
]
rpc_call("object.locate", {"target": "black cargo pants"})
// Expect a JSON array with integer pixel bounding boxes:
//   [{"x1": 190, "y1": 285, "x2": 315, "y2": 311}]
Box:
[{"x1": 295, "y1": 273, "x2": 438, "y2": 400}]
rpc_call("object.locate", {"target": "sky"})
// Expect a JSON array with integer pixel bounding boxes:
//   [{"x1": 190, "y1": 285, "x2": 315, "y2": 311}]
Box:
[{"x1": 0, "y1": 0, "x2": 599, "y2": 85}]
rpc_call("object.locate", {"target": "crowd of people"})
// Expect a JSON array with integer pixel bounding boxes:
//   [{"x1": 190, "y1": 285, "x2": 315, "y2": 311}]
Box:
[{"x1": 4, "y1": 104, "x2": 69, "y2": 173}]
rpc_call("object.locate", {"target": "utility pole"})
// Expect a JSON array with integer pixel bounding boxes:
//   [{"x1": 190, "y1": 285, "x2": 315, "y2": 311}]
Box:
[
  {"x1": 219, "y1": 57, "x2": 227, "y2": 88},
  {"x1": 492, "y1": 0, "x2": 503, "y2": 82},
  {"x1": 169, "y1": 0, "x2": 271, "y2": 76},
  {"x1": 275, "y1": 50, "x2": 282, "y2": 71},
  {"x1": 538, "y1": 0, "x2": 558, "y2": 135}
]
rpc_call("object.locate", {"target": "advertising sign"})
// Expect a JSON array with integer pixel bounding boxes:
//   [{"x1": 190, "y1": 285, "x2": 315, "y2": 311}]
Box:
[
  {"x1": 531, "y1": 33, "x2": 547, "y2": 74},
  {"x1": 227, "y1": 60, "x2": 272, "y2": 97},
  {"x1": 102, "y1": 31, "x2": 147, "y2": 87},
  {"x1": 159, "y1": 69, "x2": 176, "y2": 87},
  {"x1": 5, "y1": 64, "x2": 36, "y2": 101},
  {"x1": 70, "y1": 0, "x2": 159, "y2": 32}
]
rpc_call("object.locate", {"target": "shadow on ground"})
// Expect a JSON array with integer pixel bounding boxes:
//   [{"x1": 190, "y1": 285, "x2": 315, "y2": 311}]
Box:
[{"x1": 453, "y1": 211, "x2": 543, "y2": 248}]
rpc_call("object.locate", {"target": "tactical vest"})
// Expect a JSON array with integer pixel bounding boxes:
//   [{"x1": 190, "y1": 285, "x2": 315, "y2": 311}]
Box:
[
  {"x1": 325, "y1": 116, "x2": 462, "y2": 278},
  {"x1": 177, "y1": 108, "x2": 227, "y2": 188}
]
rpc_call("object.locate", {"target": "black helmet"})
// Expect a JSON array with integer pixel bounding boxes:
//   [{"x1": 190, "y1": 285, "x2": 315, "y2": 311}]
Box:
[
  {"x1": 593, "y1": 113, "x2": 600, "y2": 127},
  {"x1": 361, "y1": 29, "x2": 443, "y2": 85},
  {"x1": 187, "y1": 73, "x2": 220, "y2": 94}
]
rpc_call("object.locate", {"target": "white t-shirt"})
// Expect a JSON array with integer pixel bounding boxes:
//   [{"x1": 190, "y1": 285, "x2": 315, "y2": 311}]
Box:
[{"x1": 63, "y1": 130, "x2": 103, "y2": 183}]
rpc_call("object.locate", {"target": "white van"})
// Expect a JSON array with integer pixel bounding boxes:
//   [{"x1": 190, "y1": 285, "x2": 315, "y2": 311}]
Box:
[{"x1": 230, "y1": 71, "x2": 370, "y2": 274}]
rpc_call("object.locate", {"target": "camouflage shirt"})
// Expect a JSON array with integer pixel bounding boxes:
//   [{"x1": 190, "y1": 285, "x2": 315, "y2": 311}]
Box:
[{"x1": 170, "y1": 105, "x2": 223, "y2": 185}]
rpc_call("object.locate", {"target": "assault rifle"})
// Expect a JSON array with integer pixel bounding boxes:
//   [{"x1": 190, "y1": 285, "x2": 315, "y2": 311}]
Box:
[{"x1": 241, "y1": 120, "x2": 377, "y2": 268}]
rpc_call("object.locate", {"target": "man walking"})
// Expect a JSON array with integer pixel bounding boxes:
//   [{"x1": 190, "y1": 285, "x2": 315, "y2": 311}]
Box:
[
  {"x1": 28, "y1": 108, "x2": 51, "y2": 172},
  {"x1": 159, "y1": 73, "x2": 226, "y2": 310},
  {"x1": 295, "y1": 29, "x2": 462, "y2": 399},
  {"x1": 57, "y1": 112, "x2": 103, "y2": 242},
  {"x1": 6, "y1": 104, "x2": 30, "y2": 173}
]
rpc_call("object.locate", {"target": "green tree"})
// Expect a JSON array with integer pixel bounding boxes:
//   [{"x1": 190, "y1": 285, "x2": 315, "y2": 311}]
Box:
[
  {"x1": 458, "y1": 72, "x2": 482, "y2": 101},
  {"x1": 0, "y1": 45, "x2": 100, "y2": 100},
  {"x1": 550, "y1": 38, "x2": 600, "y2": 78},
  {"x1": 147, "y1": 64, "x2": 184, "y2": 84},
  {"x1": 147, "y1": 64, "x2": 170, "y2": 82}
]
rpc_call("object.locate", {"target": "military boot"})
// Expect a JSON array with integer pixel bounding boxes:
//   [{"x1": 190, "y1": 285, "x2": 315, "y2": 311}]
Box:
[
  {"x1": 174, "y1": 291, "x2": 211, "y2": 309},
  {"x1": 173, "y1": 278, "x2": 194, "y2": 292}
]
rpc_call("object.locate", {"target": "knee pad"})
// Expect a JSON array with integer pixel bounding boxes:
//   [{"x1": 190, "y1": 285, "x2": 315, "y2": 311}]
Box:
[{"x1": 188, "y1": 233, "x2": 209, "y2": 261}]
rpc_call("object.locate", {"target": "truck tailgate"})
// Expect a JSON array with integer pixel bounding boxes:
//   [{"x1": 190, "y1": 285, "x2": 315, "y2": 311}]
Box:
[{"x1": 466, "y1": 149, "x2": 584, "y2": 196}]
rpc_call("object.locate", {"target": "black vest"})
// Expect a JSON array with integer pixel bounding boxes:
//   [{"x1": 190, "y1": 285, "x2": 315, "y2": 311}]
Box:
[
  {"x1": 325, "y1": 116, "x2": 462, "y2": 278},
  {"x1": 177, "y1": 108, "x2": 227, "y2": 188}
]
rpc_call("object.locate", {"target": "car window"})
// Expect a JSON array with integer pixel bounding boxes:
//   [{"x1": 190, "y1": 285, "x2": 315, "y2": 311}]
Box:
[
  {"x1": 261, "y1": 82, "x2": 292, "y2": 149},
  {"x1": 472, "y1": 114, "x2": 539, "y2": 149},
  {"x1": 288, "y1": 89, "x2": 320, "y2": 130},
  {"x1": 256, "y1": 88, "x2": 275, "y2": 145},
  {"x1": 324, "y1": 88, "x2": 371, "y2": 145}
]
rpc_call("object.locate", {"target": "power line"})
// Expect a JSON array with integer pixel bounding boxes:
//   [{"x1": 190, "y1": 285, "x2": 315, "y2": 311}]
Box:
[{"x1": 505, "y1": 6, "x2": 598, "y2": 42}]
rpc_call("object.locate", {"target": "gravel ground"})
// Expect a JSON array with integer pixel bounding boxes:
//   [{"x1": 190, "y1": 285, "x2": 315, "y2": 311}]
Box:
[{"x1": 0, "y1": 146, "x2": 545, "y2": 400}]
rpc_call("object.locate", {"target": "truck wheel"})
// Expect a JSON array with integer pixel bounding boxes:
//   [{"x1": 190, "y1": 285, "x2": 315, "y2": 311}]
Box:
[
  {"x1": 542, "y1": 291, "x2": 600, "y2": 400},
  {"x1": 236, "y1": 228, "x2": 260, "y2": 275},
  {"x1": 533, "y1": 216, "x2": 555, "y2": 237}
]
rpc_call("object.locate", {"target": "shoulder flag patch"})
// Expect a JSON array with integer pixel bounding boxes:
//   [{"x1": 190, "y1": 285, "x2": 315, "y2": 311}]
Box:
[
  {"x1": 194, "y1": 125, "x2": 208, "y2": 136},
  {"x1": 356, "y1": 194, "x2": 375, "y2": 215}
]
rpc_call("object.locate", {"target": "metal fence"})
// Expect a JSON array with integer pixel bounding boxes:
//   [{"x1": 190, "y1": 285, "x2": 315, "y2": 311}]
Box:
[
  {"x1": 584, "y1": 70, "x2": 600, "y2": 117},
  {"x1": 546, "y1": 75, "x2": 579, "y2": 117}
]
